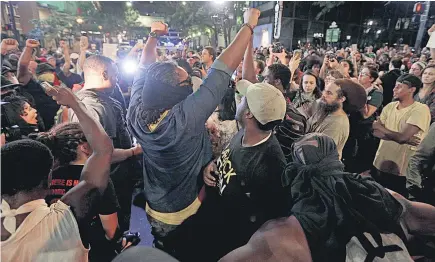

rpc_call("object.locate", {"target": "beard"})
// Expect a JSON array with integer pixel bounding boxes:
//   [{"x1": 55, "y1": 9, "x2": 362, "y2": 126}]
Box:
[{"x1": 318, "y1": 99, "x2": 340, "y2": 115}]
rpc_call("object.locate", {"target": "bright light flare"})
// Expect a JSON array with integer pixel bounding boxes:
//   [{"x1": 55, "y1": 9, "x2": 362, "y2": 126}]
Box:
[
  {"x1": 123, "y1": 59, "x2": 138, "y2": 74},
  {"x1": 126, "y1": 2, "x2": 132, "y2": 7},
  {"x1": 214, "y1": 0, "x2": 225, "y2": 5}
]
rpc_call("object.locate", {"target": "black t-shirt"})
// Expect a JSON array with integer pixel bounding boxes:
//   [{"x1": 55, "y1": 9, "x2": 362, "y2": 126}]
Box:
[
  {"x1": 202, "y1": 130, "x2": 288, "y2": 259},
  {"x1": 57, "y1": 70, "x2": 83, "y2": 89},
  {"x1": 47, "y1": 165, "x2": 120, "y2": 215},
  {"x1": 23, "y1": 79, "x2": 60, "y2": 130}
]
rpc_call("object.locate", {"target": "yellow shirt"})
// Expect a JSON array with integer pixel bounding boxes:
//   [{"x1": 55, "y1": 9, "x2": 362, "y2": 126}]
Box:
[{"x1": 374, "y1": 101, "x2": 431, "y2": 176}]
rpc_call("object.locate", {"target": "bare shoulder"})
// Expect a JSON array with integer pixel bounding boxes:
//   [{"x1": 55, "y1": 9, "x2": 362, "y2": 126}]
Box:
[{"x1": 220, "y1": 217, "x2": 312, "y2": 262}]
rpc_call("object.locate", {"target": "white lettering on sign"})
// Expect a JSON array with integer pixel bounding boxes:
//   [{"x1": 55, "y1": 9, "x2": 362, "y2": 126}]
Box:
[{"x1": 274, "y1": 1, "x2": 283, "y2": 39}]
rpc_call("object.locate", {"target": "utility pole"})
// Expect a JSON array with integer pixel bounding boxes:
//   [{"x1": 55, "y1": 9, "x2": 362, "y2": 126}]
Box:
[
  {"x1": 414, "y1": 1, "x2": 430, "y2": 51},
  {"x1": 8, "y1": 1, "x2": 20, "y2": 43}
]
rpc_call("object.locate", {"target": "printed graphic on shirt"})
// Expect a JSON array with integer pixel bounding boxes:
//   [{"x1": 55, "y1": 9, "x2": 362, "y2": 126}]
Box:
[
  {"x1": 216, "y1": 148, "x2": 236, "y2": 195},
  {"x1": 49, "y1": 178, "x2": 80, "y2": 204}
]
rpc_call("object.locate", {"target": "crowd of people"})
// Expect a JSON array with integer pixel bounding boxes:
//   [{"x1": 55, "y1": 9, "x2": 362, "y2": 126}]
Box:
[{"x1": 1, "y1": 7, "x2": 435, "y2": 262}]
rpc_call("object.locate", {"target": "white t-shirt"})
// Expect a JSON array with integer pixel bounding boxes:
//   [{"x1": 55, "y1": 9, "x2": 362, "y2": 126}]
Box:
[{"x1": 1, "y1": 200, "x2": 89, "y2": 262}]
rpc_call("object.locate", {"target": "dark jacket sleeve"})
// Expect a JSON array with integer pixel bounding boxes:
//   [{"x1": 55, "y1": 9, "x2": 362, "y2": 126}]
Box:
[{"x1": 406, "y1": 123, "x2": 435, "y2": 188}]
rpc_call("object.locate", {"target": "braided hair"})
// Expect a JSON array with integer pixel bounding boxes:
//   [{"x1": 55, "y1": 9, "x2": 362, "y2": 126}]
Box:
[{"x1": 32, "y1": 123, "x2": 86, "y2": 167}]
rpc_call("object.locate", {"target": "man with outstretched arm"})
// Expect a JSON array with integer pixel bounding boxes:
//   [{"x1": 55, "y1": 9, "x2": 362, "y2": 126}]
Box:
[{"x1": 127, "y1": 8, "x2": 261, "y2": 259}]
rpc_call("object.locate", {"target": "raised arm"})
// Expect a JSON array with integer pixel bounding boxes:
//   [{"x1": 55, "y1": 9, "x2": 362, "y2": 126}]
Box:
[
  {"x1": 319, "y1": 56, "x2": 329, "y2": 80},
  {"x1": 139, "y1": 22, "x2": 168, "y2": 66},
  {"x1": 17, "y1": 39, "x2": 39, "y2": 85},
  {"x1": 180, "y1": 8, "x2": 261, "y2": 130},
  {"x1": 78, "y1": 36, "x2": 88, "y2": 70},
  {"x1": 1, "y1": 38, "x2": 18, "y2": 65},
  {"x1": 48, "y1": 87, "x2": 113, "y2": 222},
  {"x1": 127, "y1": 42, "x2": 143, "y2": 58},
  {"x1": 242, "y1": 37, "x2": 258, "y2": 83},
  {"x1": 182, "y1": 44, "x2": 188, "y2": 59},
  {"x1": 60, "y1": 40, "x2": 71, "y2": 76}
]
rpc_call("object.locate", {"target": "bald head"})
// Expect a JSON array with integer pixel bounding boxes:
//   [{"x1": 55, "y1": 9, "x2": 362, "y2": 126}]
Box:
[{"x1": 83, "y1": 55, "x2": 118, "y2": 89}]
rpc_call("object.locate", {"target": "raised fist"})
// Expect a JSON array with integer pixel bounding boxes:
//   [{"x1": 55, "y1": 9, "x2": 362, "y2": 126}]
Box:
[
  {"x1": 243, "y1": 8, "x2": 260, "y2": 28},
  {"x1": 80, "y1": 36, "x2": 89, "y2": 51},
  {"x1": 151, "y1": 22, "x2": 168, "y2": 36},
  {"x1": 1, "y1": 39, "x2": 19, "y2": 52},
  {"x1": 59, "y1": 40, "x2": 68, "y2": 50},
  {"x1": 26, "y1": 39, "x2": 40, "y2": 49}
]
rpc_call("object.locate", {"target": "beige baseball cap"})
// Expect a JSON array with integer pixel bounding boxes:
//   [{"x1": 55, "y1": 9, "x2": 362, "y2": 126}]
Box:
[
  {"x1": 236, "y1": 80, "x2": 286, "y2": 125},
  {"x1": 70, "y1": 53, "x2": 79, "y2": 59}
]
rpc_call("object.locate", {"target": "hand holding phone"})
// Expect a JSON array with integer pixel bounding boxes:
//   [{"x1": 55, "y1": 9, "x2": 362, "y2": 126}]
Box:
[
  {"x1": 40, "y1": 81, "x2": 59, "y2": 96},
  {"x1": 293, "y1": 49, "x2": 302, "y2": 60}
]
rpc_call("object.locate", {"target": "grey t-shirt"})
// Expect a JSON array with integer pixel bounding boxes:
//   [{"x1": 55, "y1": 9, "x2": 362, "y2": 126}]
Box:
[{"x1": 312, "y1": 114, "x2": 350, "y2": 159}]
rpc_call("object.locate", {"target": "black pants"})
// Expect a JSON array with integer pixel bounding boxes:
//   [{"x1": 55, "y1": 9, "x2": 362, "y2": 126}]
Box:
[{"x1": 371, "y1": 168, "x2": 407, "y2": 197}]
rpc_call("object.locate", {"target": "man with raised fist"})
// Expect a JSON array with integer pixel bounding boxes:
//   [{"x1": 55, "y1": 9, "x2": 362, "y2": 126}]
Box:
[{"x1": 127, "y1": 8, "x2": 261, "y2": 260}]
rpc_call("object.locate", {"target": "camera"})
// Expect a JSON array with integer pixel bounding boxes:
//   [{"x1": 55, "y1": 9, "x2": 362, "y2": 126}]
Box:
[
  {"x1": 327, "y1": 53, "x2": 337, "y2": 61},
  {"x1": 1, "y1": 102, "x2": 23, "y2": 143},
  {"x1": 272, "y1": 42, "x2": 284, "y2": 53}
]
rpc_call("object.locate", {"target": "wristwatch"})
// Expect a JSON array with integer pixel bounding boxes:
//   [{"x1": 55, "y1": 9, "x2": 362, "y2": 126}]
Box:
[{"x1": 149, "y1": 31, "x2": 158, "y2": 38}]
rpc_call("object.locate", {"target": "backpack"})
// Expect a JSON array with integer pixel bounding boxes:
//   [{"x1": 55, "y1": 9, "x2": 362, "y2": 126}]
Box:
[
  {"x1": 346, "y1": 232, "x2": 413, "y2": 262},
  {"x1": 274, "y1": 101, "x2": 307, "y2": 161}
]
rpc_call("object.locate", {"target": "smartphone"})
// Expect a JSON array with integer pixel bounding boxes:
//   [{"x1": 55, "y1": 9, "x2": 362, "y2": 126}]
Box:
[
  {"x1": 138, "y1": 39, "x2": 143, "y2": 45},
  {"x1": 351, "y1": 44, "x2": 358, "y2": 52},
  {"x1": 40, "y1": 81, "x2": 58, "y2": 94},
  {"x1": 327, "y1": 53, "x2": 337, "y2": 61},
  {"x1": 294, "y1": 49, "x2": 302, "y2": 60}
]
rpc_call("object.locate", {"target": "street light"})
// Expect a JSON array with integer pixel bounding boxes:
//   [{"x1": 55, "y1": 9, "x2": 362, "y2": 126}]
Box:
[
  {"x1": 182, "y1": 1, "x2": 186, "y2": 5},
  {"x1": 376, "y1": 30, "x2": 382, "y2": 34},
  {"x1": 76, "y1": 18, "x2": 84, "y2": 24},
  {"x1": 214, "y1": 0, "x2": 225, "y2": 5},
  {"x1": 98, "y1": 25, "x2": 103, "y2": 30},
  {"x1": 126, "y1": 1, "x2": 132, "y2": 7},
  {"x1": 368, "y1": 20, "x2": 373, "y2": 26}
]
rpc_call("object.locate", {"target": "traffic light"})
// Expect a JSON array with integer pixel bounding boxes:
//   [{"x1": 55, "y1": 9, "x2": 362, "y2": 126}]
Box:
[{"x1": 414, "y1": 2, "x2": 423, "y2": 14}]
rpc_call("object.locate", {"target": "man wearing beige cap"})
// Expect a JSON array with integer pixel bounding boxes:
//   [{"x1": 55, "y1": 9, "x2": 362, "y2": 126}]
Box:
[{"x1": 200, "y1": 80, "x2": 288, "y2": 261}]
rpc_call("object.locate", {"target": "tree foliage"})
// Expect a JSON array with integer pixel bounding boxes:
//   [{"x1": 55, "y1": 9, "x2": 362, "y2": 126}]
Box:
[
  {"x1": 30, "y1": 1, "x2": 144, "y2": 40},
  {"x1": 167, "y1": 1, "x2": 248, "y2": 47},
  {"x1": 312, "y1": 1, "x2": 345, "y2": 20}
]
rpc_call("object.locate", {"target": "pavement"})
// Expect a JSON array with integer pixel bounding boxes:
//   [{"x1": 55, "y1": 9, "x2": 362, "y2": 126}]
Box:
[{"x1": 129, "y1": 204, "x2": 154, "y2": 246}]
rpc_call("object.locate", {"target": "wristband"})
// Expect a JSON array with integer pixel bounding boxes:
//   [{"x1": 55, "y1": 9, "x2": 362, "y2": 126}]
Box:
[
  {"x1": 149, "y1": 31, "x2": 158, "y2": 39},
  {"x1": 242, "y1": 23, "x2": 254, "y2": 35}
]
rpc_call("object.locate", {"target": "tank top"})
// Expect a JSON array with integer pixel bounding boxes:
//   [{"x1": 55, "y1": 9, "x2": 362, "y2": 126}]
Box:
[{"x1": 1, "y1": 200, "x2": 89, "y2": 262}]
